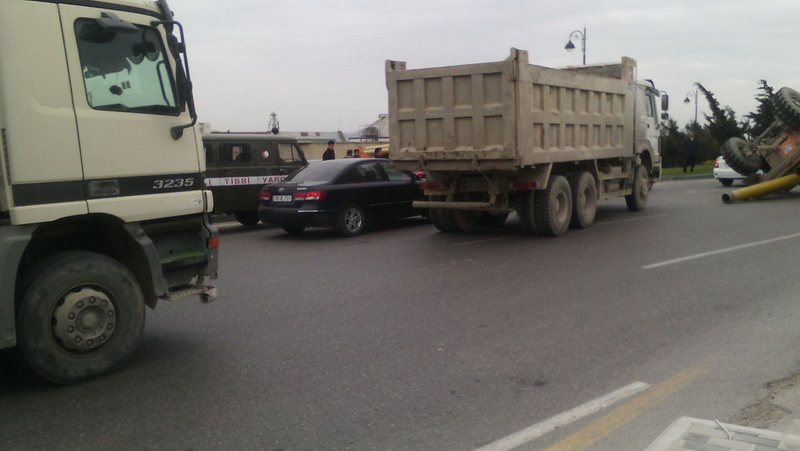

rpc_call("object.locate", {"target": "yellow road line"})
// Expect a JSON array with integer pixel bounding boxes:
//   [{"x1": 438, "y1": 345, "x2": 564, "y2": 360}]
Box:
[{"x1": 546, "y1": 365, "x2": 709, "y2": 451}]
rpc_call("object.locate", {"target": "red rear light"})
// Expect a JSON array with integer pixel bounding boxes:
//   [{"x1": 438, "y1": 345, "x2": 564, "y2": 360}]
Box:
[
  {"x1": 208, "y1": 237, "x2": 220, "y2": 249},
  {"x1": 715, "y1": 159, "x2": 720, "y2": 168},
  {"x1": 294, "y1": 190, "x2": 327, "y2": 201},
  {"x1": 260, "y1": 189, "x2": 272, "y2": 201}
]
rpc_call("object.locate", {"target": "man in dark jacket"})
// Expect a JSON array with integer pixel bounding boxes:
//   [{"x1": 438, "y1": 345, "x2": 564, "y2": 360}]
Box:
[
  {"x1": 323, "y1": 140, "x2": 336, "y2": 160},
  {"x1": 683, "y1": 131, "x2": 699, "y2": 172}
]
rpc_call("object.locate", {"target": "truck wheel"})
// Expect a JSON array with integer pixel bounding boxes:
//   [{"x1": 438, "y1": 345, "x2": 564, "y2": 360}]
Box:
[
  {"x1": 535, "y1": 175, "x2": 572, "y2": 237},
  {"x1": 430, "y1": 209, "x2": 457, "y2": 232},
  {"x1": 568, "y1": 171, "x2": 597, "y2": 229},
  {"x1": 452, "y1": 210, "x2": 479, "y2": 232},
  {"x1": 480, "y1": 212, "x2": 509, "y2": 227},
  {"x1": 516, "y1": 190, "x2": 540, "y2": 235},
  {"x1": 774, "y1": 87, "x2": 800, "y2": 130},
  {"x1": 721, "y1": 137, "x2": 761, "y2": 175},
  {"x1": 17, "y1": 252, "x2": 145, "y2": 384},
  {"x1": 338, "y1": 203, "x2": 366, "y2": 237},
  {"x1": 234, "y1": 210, "x2": 260, "y2": 226},
  {"x1": 625, "y1": 165, "x2": 649, "y2": 212}
]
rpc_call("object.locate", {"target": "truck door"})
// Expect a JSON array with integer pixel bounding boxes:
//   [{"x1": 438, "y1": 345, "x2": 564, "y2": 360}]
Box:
[
  {"x1": 643, "y1": 91, "x2": 660, "y2": 156},
  {"x1": 60, "y1": 6, "x2": 204, "y2": 221}
]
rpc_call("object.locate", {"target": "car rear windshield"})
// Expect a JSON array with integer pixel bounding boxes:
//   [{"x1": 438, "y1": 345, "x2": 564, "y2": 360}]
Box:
[{"x1": 283, "y1": 163, "x2": 342, "y2": 183}]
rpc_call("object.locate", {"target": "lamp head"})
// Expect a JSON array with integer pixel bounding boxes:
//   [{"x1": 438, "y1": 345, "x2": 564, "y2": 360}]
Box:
[
  {"x1": 565, "y1": 40, "x2": 575, "y2": 51},
  {"x1": 683, "y1": 97, "x2": 691, "y2": 104}
]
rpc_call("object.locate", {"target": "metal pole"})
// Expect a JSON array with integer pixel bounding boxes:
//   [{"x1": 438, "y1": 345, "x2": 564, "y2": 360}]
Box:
[
  {"x1": 694, "y1": 87, "x2": 698, "y2": 124},
  {"x1": 582, "y1": 27, "x2": 586, "y2": 65}
]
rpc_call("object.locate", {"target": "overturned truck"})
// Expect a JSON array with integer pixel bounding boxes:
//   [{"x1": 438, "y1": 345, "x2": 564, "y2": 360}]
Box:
[
  {"x1": 386, "y1": 48, "x2": 667, "y2": 236},
  {"x1": 721, "y1": 87, "x2": 800, "y2": 203}
]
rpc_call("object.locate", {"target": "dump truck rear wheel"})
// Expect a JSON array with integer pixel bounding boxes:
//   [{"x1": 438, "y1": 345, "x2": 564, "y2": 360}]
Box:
[
  {"x1": 569, "y1": 171, "x2": 597, "y2": 229},
  {"x1": 625, "y1": 165, "x2": 649, "y2": 212},
  {"x1": 516, "y1": 190, "x2": 540, "y2": 235},
  {"x1": 535, "y1": 175, "x2": 572, "y2": 237},
  {"x1": 452, "y1": 210, "x2": 479, "y2": 232},
  {"x1": 721, "y1": 137, "x2": 761, "y2": 175},
  {"x1": 774, "y1": 87, "x2": 800, "y2": 130}
]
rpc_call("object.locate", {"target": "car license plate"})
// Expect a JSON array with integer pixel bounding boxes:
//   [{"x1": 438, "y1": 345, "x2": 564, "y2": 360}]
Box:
[{"x1": 273, "y1": 195, "x2": 293, "y2": 202}]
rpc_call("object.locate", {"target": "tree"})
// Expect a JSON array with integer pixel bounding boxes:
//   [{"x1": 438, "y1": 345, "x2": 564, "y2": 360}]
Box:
[
  {"x1": 696, "y1": 83, "x2": 746, "y2": 157},
  {"x1": 659, "y1": 119, "x2": 685, "y2": 168},
  {"x1": 744, "y1": 80, "x2": 775, "y2": 138}
]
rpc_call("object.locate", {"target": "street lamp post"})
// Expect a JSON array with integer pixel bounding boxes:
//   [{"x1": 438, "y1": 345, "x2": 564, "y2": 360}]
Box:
[
  {"x1": 683, "y1": 87, "x2": 699, "y2": 126},
  {"x1": 565, "y1": 27, "x2": 586, "y2": 65}
]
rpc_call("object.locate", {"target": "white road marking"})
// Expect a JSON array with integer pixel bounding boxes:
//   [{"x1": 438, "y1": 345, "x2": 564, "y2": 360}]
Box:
[
  {"x1": 596, "y1": 214, "x2": 667, "y2": 226},
  {"x1": 454, "y1": 236, "x2": 513, "y2": 246},
  {"x1": 643, "y1": 231, "x2": 800, "y2": 270},
  {"x1": 475, "y1": 381, "x2": 651, "y2": 451}
]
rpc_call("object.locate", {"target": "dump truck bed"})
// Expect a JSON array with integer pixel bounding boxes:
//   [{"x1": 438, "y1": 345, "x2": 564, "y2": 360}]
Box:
[{"x1": 386, "y1": 49, "x2": 637, "y2": 172}]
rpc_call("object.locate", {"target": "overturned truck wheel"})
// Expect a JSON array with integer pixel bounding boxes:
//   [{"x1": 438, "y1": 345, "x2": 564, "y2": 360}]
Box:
[
  {"x1": 721, "y1": 137, "x2": 761, "y2": 175},
  {"x1": 774, "y1": 87, "x2": 800, "y2": 130}
]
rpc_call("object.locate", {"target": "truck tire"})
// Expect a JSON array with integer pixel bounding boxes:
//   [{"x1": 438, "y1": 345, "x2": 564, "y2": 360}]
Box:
[
  {"x1": 516, "y1": 190, "x2": 540, "y2": 235},
  {"x1": 234, "y1": 210, "x2": 260, "y2": 226},
  {"x1": 568, "y1": 171, "x2": 597, "y2": 229},
  {"x1": 721, "y1": 137, "x2": 761, "y2": 175},
  {"x1": 337, "y1": 203, "x2": 366, "y2": 237},
  {"x1": 452, "y1": 210, "x2": 479, "y2": 232},
  {"x1": 429, "y1": 197, "x2": 460, "y2": 233},
  {"x1": 625, "y1": 165, "x2": 649, "y2": 212},
  {"x1": 774, "y1": 87, "x2": 800, "y2": 130},
  {"x1": 17, "y1": 252, "x2": 145, "y2": 384},
  {"x1": 535, "y1": 175, "x2": 572, "y2": 237},
  {"x1": 480, "y1": 212, "x2": 509, "y2": 227}
]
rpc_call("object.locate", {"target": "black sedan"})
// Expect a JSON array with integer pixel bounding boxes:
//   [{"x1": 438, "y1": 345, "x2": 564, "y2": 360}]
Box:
[{"x1": 258, "y1": 159, "x2": 425, "y2": 236}]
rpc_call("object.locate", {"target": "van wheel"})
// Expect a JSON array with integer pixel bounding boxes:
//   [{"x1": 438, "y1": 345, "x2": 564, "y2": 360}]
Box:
[
  {"x1": 17, "y1": 252, "x2": 145, "y2": 384},
  {"x1": 569, "y1": 171, "x2": 597, "y2": 229},
  {"x1": 535, "y1": 175, "x2": 572, "y2": 237},
  {"x1": 234, "y1": 211, "x2": 259, "y2": 226},
  {"x1": 338, "y1": 204, "x2": 366, "y2": 237},
  {"x1": 625, "y1": 165, "x2": 649, "y2": 212}
]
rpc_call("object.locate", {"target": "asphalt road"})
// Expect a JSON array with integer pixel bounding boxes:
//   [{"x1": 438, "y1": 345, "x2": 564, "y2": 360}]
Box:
[{"x1": 3, "y1": 178, "x2": 800, "y2": 450}]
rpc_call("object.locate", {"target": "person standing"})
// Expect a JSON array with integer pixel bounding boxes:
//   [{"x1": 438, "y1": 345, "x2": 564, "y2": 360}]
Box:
[
  {"x1": 374, "y1": 148, "x2": 386, "y2": 159},
  {"x1": 683, "y1": 131, "x2": 699, "y2": 172},
  {"x1": 323, "y1": 140, "x2": 336, "y2": 161}
]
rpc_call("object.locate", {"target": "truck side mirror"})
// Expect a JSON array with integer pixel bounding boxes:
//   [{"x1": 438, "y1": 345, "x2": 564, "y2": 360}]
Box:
[{"x1": 661, "y1": 94, "x2": 669, "y2": 111}]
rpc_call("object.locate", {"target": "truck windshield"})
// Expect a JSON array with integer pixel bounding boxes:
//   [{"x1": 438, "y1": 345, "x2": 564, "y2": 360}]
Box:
[{"x1": 74, "y1": 19, "x2": 178, "y2": 115}]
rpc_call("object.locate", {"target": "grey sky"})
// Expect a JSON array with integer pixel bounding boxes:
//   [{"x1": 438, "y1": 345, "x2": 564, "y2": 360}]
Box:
[{"x1": 170, "y1": 0, "x2": 799, "y2": 134}]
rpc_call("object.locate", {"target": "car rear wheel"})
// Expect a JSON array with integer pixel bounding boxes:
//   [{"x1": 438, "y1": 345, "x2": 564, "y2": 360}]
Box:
[
  {"x1": 338, "y1": 204, "x2": 366, "y2": 237},
  {"x1": 719, "y1": 179, "x2": 734, "y2": 187},
  {"x1": 283, "y1": 226, "x2": 305, "y2": 235}
]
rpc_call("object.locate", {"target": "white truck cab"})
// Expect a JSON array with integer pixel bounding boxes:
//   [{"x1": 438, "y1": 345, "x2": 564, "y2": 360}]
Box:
[{"x1": 0, "y1": 0, "x2": 218, "y2": 384}]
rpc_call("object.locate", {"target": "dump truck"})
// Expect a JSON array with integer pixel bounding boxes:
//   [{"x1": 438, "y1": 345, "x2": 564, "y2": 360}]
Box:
[
  {"x1": 0, "y1": 0, "x2": 218, "y2": 384},
  {"x1": 721, "y1": 87, "x2": 800, "y2": 203},
  {"x1": 386, "y1": 48, "x2": 668, "y2": 236}
]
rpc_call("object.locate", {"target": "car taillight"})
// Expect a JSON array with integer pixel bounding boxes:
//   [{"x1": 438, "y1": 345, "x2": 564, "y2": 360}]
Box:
[
  {"x1": 715, "y1": 159, "x2": 720, "y2": 168},
  {"x1": 208, "y1": 237, "x2": 220, "y2": 249},
  {"x1": 260, "y1": 189, "x2": 272, "y2": 201},
  {"x1": 294, "y1": 190, "x2": 327, "y2": 201}
]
